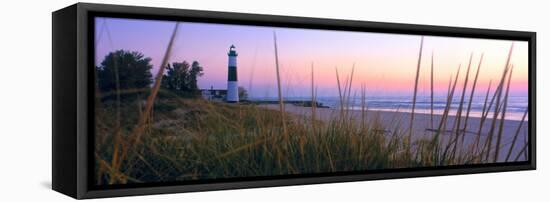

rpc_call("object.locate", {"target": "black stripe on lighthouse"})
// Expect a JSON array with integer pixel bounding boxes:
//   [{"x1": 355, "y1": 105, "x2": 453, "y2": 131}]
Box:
[{"x1": 228, "y1": 66, "x2": 237, "y2": 81}]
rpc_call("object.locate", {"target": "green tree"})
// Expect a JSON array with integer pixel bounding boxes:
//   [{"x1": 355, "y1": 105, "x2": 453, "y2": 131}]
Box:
[
  {"x1": 161, "y1": 61, "x2": 204, "y2": 97},
  {"x1": 162, "y1": 61, "x2": 190, "y2": 92},
  {"x1": 189, "y1": 61, "x2": 204, "y2": 92},
  {"x1": 96, "y1": 50, "x2": 153, "y2": 93}
]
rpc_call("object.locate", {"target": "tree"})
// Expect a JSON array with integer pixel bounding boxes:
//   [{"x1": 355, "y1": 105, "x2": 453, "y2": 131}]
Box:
[
  {"x1": 161, "y1": 61, "x2": 204, "y2": 97},
  {"x1": 96, "y1": 50, "x2": 153, "y2": 93},
  {"x1": 238, "y1": 86, "x2": 248, "y2": 100},
  {"x1": 161, "y1": 61, "x2": 190, "y2": 92},
  {"x1": 189, "y1": 61, "x2": 204, "y2": 92}
]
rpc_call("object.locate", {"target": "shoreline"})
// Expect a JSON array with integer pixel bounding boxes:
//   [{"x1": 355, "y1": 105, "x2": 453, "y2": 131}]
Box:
[
  {"x1": 260, "y1": 103, "x2": 528, "y2": 161},
  {"x1": 247, "y1": 96, "x2": 528, "y2": 121}
]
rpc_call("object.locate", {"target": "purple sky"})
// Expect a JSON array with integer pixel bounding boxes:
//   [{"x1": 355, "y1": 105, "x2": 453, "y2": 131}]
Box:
[{"x1": 95, "y1": 17, "x2": 529, "y2": 98}]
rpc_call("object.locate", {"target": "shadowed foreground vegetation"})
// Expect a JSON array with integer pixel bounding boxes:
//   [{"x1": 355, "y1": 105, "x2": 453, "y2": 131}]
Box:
[
  {"x1": 94, "y1": 87, "x2": 526, "y2": 185},
  {"x1": 95, "y1": 91, "x2": 453, "y2": 184}
]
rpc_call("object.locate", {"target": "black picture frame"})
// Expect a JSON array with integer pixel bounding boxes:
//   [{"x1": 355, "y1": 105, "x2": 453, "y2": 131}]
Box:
[{"x1": 52, "y1": 3, "x2": 536, "y2": 199}]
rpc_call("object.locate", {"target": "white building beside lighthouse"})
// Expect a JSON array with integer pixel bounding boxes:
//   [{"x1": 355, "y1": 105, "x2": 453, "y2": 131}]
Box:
[{"x1": 226, "y1": 45, "x2": 239, "y2": 102}]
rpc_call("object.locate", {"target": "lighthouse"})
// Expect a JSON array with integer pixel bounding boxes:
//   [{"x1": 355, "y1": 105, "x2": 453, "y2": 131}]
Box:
[{"x1": 226, "y1": 45, "x2": 239, "y2": 102}]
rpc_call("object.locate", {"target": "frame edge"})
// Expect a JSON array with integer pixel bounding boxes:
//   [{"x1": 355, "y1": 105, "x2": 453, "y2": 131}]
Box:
[
  {"x1": 60, "y1": 2, "x2": 538, "y2": 199},
  {"x1": 52, "y1": 3, "x2": 79, "y2": 199}
]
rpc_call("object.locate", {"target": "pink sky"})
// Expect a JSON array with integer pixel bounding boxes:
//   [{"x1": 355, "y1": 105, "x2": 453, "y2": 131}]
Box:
[{"x1": 95, "y1": 17, "x2": 529, "y2": 98}]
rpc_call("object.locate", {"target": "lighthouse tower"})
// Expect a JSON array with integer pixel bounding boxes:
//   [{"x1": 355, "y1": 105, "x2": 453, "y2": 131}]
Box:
[{"x1": 226, "y1": 45, "x2": 239, "y2": 102}]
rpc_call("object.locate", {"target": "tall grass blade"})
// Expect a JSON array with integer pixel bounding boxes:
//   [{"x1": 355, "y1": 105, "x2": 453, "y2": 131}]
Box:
[
  {"x1": 113, "y1": 22, "x2": 180, "y2": 182},
  {"x1": 273, "y1": 31, "x2": 288, "y2": 139},
  {"x1": 408, "y1": 36, "x2": 424, "y2": 154},
  {"x1": 473, "y1": 80, "x2": 491, "y2": 154},
  {"x1": 484, "y1": 43, "x2": 514, "y2": 162},
  {"x1": 335, "y1": 67, "x2": 344, "y2": 117},
  {"x1": 311, "y1": 62, "x2": 316, "y2": 134},
  {"x1": 435, "y1": 65, "x2": 461, "y2": 163},
  {"x1": 346, "y1": 63, "x2": 356, "y2": 119},
  {"x1": 128, "y1": 22, "x2": 180, "y2": 145},
  {"x1": 450, "y1": 52, "x2": 473, "y2": 159},
  {"x1": 361, "y1": 83, "x2": 367, "y2": 130},
  {"x1": 430, "y1": 51, "x2": 434, "y2": 130},
  {"x1": 514, "y1": 133, "x2": 529, "y2": 161},
  {"x1": 505, "y1": 108, "x2": 528, "y2": 162},
  {"x1": 493, "y1": 65, "x2": 514, "y2": 162},
  {"x1": 462, "y1": 53, "x2": 484, "y2": 144}
]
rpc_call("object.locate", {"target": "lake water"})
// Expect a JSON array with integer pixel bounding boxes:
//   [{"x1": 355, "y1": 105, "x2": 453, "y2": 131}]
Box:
[{"x1": 251, "y1": 95, "x2": 529, "y2": 121}]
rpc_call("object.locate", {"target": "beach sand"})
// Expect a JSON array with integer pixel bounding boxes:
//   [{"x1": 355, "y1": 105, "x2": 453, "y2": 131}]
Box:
[{"x1": 260, "y1": 104, "x2": 529, "y2": 162}]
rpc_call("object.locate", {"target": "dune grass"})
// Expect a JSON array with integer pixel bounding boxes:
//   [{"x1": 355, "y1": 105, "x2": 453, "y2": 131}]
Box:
[{"x1": 94, "y1": 35, "x2": 527, "y2": 185}]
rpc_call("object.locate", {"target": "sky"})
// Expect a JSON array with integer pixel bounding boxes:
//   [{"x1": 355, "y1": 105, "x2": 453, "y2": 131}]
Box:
[{"x1": 95, "y1": 17, "x2": 529, "y2": 99}]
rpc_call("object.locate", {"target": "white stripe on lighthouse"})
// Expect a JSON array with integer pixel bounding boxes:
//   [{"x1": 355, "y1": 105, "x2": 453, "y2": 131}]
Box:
[{"x1": 227, "y1": 81, "x2": 239, "y2": 102}]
